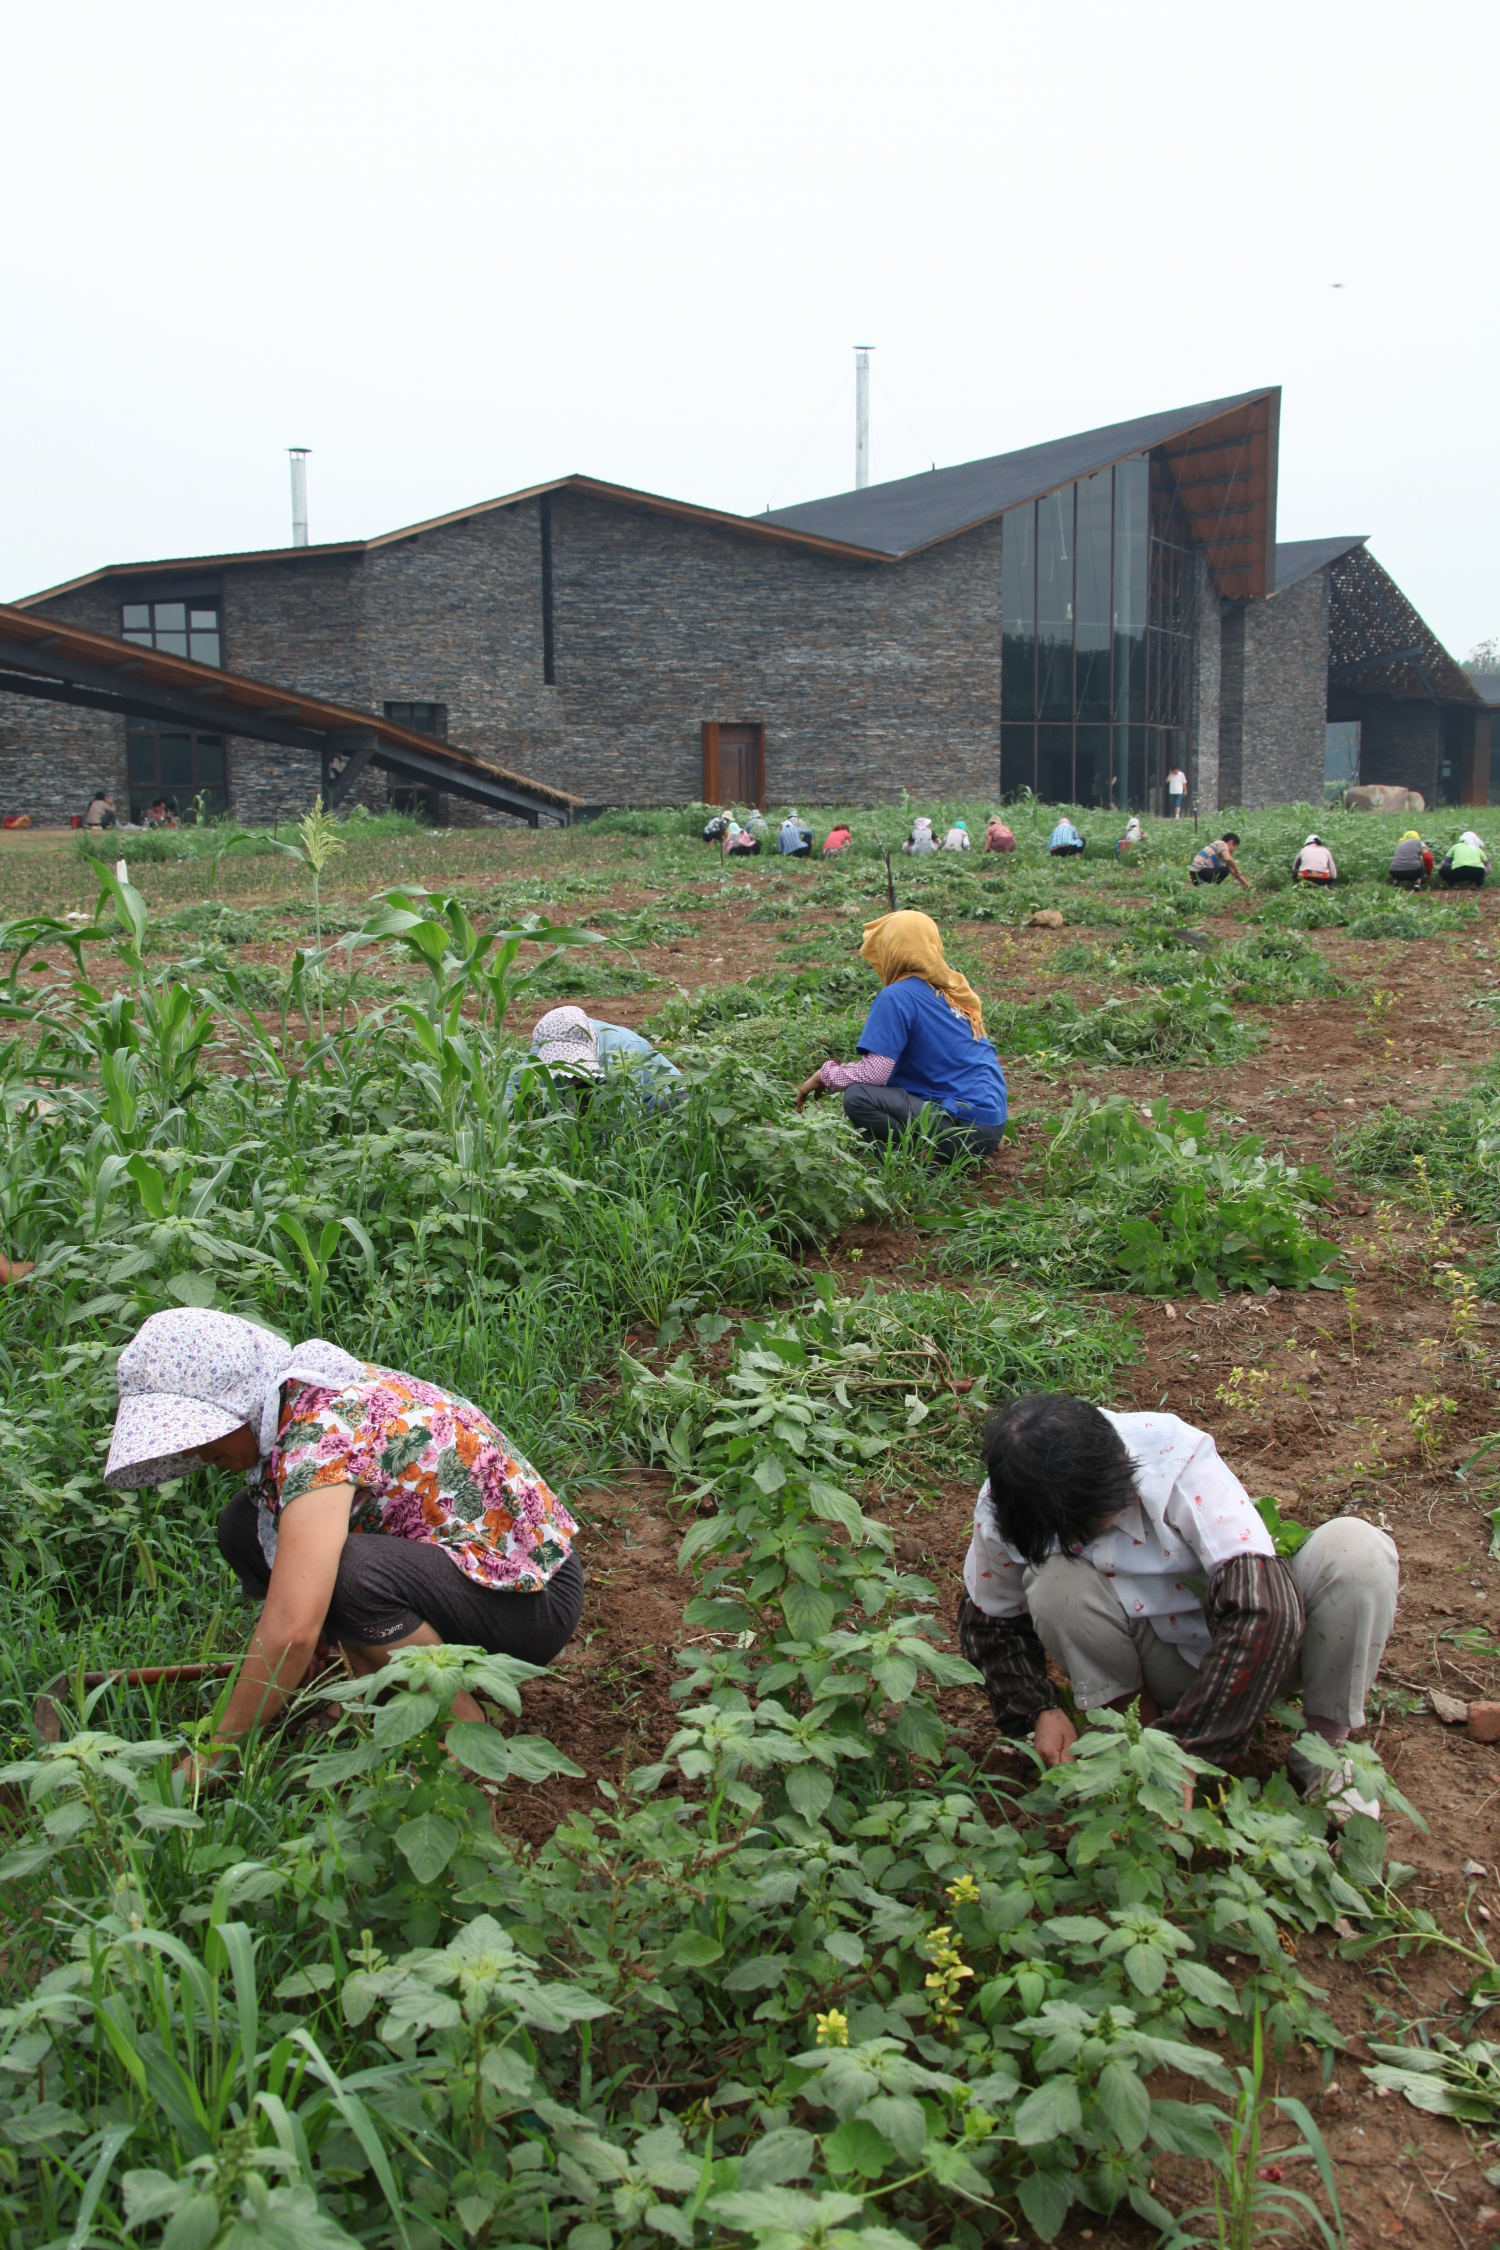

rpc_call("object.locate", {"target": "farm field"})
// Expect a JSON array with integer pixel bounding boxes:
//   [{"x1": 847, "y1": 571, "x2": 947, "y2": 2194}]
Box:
[{"x1": 0, "y1": 795, "x2": 1497, "y2": 2249}]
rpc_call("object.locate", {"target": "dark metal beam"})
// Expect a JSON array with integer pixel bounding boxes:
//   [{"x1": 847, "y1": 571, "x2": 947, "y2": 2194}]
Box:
[
  {"x1": 327, "y1": 741, "x2": 376, "y2": 809},
  {"x1": 0, "y1": 637, "x2": 327, "y2": 750},
  {"x1": 371, "y1": 740, "x2": 559, "y2": 824}
]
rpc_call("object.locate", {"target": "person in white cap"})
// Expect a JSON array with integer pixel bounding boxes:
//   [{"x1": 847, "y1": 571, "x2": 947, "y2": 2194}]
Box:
[
  {"x1": 519, "y1": 1005, "x2": 682, "y2": 1107},
  {"x1": 104, "y1": 1308, "x2": 584, "y2": 1784}
]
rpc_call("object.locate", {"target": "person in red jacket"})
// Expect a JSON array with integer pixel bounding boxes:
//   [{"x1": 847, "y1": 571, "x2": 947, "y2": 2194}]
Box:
[{"x1": 822, "y1": 824, "x2": 853, "y2": 856}]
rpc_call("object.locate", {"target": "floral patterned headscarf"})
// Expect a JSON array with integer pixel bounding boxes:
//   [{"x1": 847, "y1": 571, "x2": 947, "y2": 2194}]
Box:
[
  {"x1": 105, "y1": 1308, "x2": 365, "y2": 1489},
  {"x1": 529, "y1": 1005, "x2": 602, "y2": 1075}
]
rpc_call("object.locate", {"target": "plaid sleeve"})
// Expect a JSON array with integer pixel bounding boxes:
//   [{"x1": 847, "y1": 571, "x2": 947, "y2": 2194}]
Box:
[
  {"x1": 958, "y1": 1593, "x2": 1058, "y2": 1734},
  {"x1": 1157, "y1": 1554, "x2": 1304, "y2": 1761}
]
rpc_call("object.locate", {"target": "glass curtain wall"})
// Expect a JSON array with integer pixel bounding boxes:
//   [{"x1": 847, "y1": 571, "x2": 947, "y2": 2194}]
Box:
[{"x1": 1000, "y1": 454, "x2": 1196, "y2": 810}]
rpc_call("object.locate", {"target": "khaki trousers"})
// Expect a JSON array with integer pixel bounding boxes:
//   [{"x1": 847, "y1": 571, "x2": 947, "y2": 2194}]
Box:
[{"x1": 1024, "y1": 1517, "x2": 1398, "y2": 1728}]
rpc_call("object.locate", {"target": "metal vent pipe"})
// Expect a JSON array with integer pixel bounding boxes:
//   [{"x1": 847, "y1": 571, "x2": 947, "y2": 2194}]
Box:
[
  {"x1": 289, "y1": 448, "x2": 311, "y2": 547},
  {"x1": 854, "y1": 347, "x2": 873, "y2": 489}
]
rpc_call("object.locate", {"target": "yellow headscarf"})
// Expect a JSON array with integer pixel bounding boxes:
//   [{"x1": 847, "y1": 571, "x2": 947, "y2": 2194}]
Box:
[
  {"x1": 1399, "y1": 829, "x2": 1421, "y2": 842},
  {"x1": 860, "y1": 910, "x2": 986, "y2": 1039}
]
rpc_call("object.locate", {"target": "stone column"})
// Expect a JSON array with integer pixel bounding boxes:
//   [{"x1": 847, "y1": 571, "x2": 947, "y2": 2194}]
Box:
[{"x1": 1186, "y1": 551, "x2": 1221, "y2": 813}]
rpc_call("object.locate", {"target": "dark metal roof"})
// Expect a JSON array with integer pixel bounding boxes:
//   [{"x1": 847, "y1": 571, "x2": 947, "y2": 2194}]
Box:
[
  {"x1": 764, "y1": 388, "x2": 1277, "y2": 579},
  {"x1": 0, "y1": 601, "x2": 582, "y2": 823},
  {"x1": 1466, "y1": 670, "x2": 1500, "y2": 706},
  {"x1": 1274, "y1": 536, "x2": 1367, "y2": 593}
]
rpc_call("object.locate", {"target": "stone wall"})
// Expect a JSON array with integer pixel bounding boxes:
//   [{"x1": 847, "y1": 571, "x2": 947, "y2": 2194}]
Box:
[
  {"x1": 1186, "y1": 558, "x2": 1221, "y2": 812},
  {"x1": 1359, "y1": 699, "x2": 1440, "y2": 805},
  {"x1": 549, "y1": 492, "x2": 1001, "y2": 806},
  {"x1": 1218, "y1": 569, "x2": 1328, "y2": 809},
  {"x1": 5, "y1": 489, "x2": 1005, "y2": 822}
]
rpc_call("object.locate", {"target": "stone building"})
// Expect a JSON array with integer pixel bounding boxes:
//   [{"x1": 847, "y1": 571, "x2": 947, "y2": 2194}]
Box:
[{"x1": 1, "y1": 385, "x2": 1483, "y2": 820}]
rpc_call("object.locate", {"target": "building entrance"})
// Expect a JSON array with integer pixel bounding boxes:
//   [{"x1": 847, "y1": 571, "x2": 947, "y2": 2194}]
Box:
[{"x1": 701, "y1": 720, "x2": 765, "y2": 808}]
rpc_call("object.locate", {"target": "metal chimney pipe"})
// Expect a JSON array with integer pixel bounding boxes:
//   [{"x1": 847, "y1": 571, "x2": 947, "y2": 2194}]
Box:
[
  {"x1": 854, "y1": 347, "x2": 873, "y2": 489},
  {"x1": 289, "y1": 448, "x2": 311, "y2": 547}
]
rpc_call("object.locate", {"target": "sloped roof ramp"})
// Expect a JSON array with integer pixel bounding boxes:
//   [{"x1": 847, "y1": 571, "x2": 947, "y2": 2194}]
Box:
[
  {"x1": 0, "y1": 601, "x2": 582, "y2": 824},
  {"x1": 766, "y1": 387, "x2": 1281, "y2": 597}
]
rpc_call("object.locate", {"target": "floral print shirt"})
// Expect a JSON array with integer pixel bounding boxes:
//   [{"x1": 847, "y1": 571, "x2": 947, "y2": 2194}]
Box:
[{"x1": 264, "y1": 1366, "x2": 576, "y2": 1592}]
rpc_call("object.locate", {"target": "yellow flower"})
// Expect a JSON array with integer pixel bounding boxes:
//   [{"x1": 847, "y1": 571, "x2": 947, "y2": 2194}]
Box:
[
  {"x1": 815, "y1": 2009, "x2": 850, "y2": 2048},
  {"x1": 946, "y1": 1874, "x2": 980, "y2": 1906}
]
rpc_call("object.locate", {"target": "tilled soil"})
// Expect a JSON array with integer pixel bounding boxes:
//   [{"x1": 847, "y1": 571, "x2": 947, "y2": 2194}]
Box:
[{"x1": 21, "y1": 835, "x2": 1500, "y2": 2245}]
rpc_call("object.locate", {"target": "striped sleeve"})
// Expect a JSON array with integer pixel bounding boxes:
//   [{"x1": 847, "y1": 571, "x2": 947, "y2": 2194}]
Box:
[
  {"x1": 958, "y1": 1594, "x2": 1058, "y2": 1733},
  {"x1": 1157, "y1": 1555, "x2": 1304, "y2": 1761}
]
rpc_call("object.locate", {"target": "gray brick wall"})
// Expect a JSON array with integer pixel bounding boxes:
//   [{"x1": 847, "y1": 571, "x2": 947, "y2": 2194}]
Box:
[
  {"x1": 1218, "y1": 569, "x2": 1328, "y2": 809},
  {"x1": 4, "y1": 490, "x2": 1004, "y2": 820},
  {"x1": 1186, "y1": 557, "x2": 1220, "y2": 812},
  {"x1": 1359, "y1": 700, "x2": 1440, "y2": 805},
  {"x1": 549, "y1": 493, "x2": 1001, "y2": 806}
]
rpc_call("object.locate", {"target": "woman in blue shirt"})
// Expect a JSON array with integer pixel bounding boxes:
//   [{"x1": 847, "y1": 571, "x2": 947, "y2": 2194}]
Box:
[{"x1": 794, "y1": 910, "x2": 1007, "y2": 1161}]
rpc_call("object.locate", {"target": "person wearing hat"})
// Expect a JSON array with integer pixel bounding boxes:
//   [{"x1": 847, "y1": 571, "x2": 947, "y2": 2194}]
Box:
[
  {"x1": 793, "y1": 909, "x2": 1006, "y2": 1163},
  {"x1": 1047, "y1": 817, "x2": 1085, "y2": 858},
  {"x1": 516, "y1": 1004, "x2": 682, "y2": 1106},
  {"x1": 1115, "y1": 815, "x2": 1145, "y2": 857},
  {"x1": 1292, "y1": 834, "x2": 1337, "y2": 884},
  {"x1": 941, "y1": 820, "x2": 971, "y2": 852},
  {"x1": 777, "y1": 809, "x2": 813, "y2": 857},
  {"x1": 1439, "y1": 831, "x2": 1491, "y2": 889},
  {"x1": 104, "y1": 1308, "x2": 585, "y2": 1784},
  {"x1": 903, "y1": 816, "x2": 938, "y2": 856},
  {"x1": 1388, "y1": 831, "x2": 1434, "y2": 889},
  {"x1": 983, "y1": 815, "x2": 1017, "y2": 854}
]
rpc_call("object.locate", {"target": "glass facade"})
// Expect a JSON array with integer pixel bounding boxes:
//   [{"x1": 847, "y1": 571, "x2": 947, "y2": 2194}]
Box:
[{"x1": 1000, "y1": 454, "x2": 1196, "y2": 810}]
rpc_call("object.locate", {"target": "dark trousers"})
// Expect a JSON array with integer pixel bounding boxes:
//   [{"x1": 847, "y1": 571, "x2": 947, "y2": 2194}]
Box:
[
  {"x1": 1189, "y1": 864, "x2": 1230, "y2": 886},
  {"x1": 1389, "y1": 870, "x2": 1424, "y2": 888},
  {"x1": 1440, "y1": 865, "x2": 1486, "y2": 888},
  {"x1": 843, "y1": 1083, "x2": 1004, "y2": 1163},
  {"x1": 1049, "y1": 843, "x2": 1085, "y2": 857},
  {"x1": 216, "y1": 1490, "x2": 584, "y2": 1663}
]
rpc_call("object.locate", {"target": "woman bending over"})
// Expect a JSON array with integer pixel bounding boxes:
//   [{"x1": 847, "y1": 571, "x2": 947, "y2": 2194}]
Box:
[{"x1": 105, "y1": 1309, "x2": 583, "y2": 1782}]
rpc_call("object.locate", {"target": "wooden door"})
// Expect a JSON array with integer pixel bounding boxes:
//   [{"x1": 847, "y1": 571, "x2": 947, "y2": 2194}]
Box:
[{"x1": 701, "y1": 721, "x2": 765, "y2": 808}]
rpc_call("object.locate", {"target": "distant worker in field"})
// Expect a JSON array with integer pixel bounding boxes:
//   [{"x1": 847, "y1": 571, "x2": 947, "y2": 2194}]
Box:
[
  {"x1": 1187, "y1": 832, "x2": 1250, "y2": 889},
  {"x1": 903, "y1": 815, "x2": 938, "y2": 855},
  {"x1": 1166, "y1": 765, "x2": 1187, "y2": 818},
  {"x1": 1439, "y1": 830, "x2": 1491, "y2": 889},
  {"x1": 1115, "y1": 815, "x2": 1145, "y2": 857},
  {"x1": 702, "y1": 811, "x2": 731, "y2": 845},
  {"x1": 984, "y1": 814, "x2": 1017, "y2": 854},
  {"x1": 83, "y1": 789, "x2": 116, "y2": 831},
  {"x1": 778, "y1": 809, "x2": 813, "y2": 857},
  {"x1": 793, "y1": 908, "x2": 1006, "y2": 1164},
  {"x1": 822, "y1": 822, "x2": 853, "y2": 857},
  {"x1": 103, "y1": 1308, "x2": 586, "y2": 1789},
  {"x1": 1388, "y1": 829, "x2": 1434, "y2": 889},
  {"x1": 522, "y1": 1004, "x2": 682, "y2": 1106},
  {"x1": 724, "y1": 818, "x2": 761, "y2": 856},
  {"x1": 942, "y1": 819, "x2": 971, "y2": 852},
  {"x1": 1047, "y1": 816, "x2": 1085, "y2": 858},
  {"x1": 1292, "y1": 833, "x2": 1337, "y2": 884},
  {"x1": 958, "y1": 1392, "x2": 1398, "y2": 1821}
]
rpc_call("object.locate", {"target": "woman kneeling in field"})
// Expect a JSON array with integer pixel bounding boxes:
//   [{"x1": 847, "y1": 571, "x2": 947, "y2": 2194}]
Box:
[
  {"x1": 105, "y1": 1309, "x2": 583, "y2": 1782},
  {"x1": 794, "y1": 908, "x2": 1006, "y2": 1163}
]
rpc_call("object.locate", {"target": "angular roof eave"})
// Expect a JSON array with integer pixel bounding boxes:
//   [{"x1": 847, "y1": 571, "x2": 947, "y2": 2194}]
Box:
[{"x1": 14, "y1": 474, "x2": 895, "y2": 609}]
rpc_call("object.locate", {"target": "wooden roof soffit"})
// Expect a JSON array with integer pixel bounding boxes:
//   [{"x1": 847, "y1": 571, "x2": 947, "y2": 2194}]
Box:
[{"x1": 1155, "y1": 390, "x2": 1279, "y2": 601}]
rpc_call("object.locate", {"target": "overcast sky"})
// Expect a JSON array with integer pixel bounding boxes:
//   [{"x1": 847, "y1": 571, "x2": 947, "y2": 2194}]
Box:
[{"x1": 4, "y1": 0, "x2": 1495, "y2": 654}]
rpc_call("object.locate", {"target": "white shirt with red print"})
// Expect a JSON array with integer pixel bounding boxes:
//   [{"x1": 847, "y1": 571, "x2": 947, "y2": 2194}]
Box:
[{"x1": 961, "y1": 1409, "x2": 1274, "y2": 1665}]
